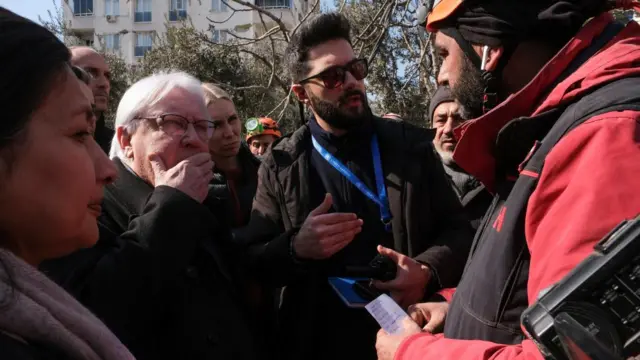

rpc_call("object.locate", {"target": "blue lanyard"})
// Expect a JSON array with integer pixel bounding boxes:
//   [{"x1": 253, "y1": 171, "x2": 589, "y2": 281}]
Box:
[{"x1": 311, "y1": 134, "x2": 392, "y2": 232}]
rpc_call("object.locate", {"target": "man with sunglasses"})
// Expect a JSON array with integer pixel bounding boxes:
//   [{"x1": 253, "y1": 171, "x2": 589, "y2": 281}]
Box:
[
  {"x1": 375, "y1": 0, "x2": 640, "y2": 359},
  {"x1": 240, "y1": 12, "x2": 473, "y2": 360}
]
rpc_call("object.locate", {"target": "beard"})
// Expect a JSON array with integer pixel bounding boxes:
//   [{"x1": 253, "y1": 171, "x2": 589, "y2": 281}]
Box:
[
  {"x1": 436, "y1": 147, "x2": 455, "y2": 166},
  {"x1": 308, "y1": 89, "x2": 372, "y2": 130},
  {"x1": 451, "y1": 53, "x2": 486, "y2": 120}
]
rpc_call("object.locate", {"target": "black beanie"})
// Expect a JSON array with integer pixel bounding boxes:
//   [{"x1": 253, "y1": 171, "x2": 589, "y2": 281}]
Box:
[
  {"x1": 440, "y1": 0, "x2": 610, "y2": 47},
  {"x1": 429, "y1": 86, "x2": 456, "y2": 122}
]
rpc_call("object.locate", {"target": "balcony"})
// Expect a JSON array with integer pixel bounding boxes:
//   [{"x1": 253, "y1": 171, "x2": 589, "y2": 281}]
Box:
[
  {"x1": 255, "y1": 0, "x2": 291, "y2": 9},
  {"x1": 134, "y1": 45, "x2": 152, "y2": 57},
  {"x1": 169, "y1": 10, "x2": 188, "y2": 21},
  {"x1": 134, "y1": 11, "x2": 152, "y2": 22}
]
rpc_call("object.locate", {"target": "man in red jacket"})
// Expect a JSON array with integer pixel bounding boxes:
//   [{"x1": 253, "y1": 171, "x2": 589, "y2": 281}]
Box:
[{"x1": 376, "y1": 0, "x2": 640, "y2": 359}]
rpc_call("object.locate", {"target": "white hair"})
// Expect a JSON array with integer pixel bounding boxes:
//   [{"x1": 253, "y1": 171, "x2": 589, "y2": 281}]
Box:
[{"x1": 109, "y1": 71, "x2": 207, "y2": 160}]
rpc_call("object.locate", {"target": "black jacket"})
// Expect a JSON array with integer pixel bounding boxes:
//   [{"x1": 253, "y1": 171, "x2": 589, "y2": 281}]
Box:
[
  {"x1": 41, "y1": 159, "x2": 261, "y2": 360},
  {"x1": 209, "y1": 144, "x2": 261, "y2": 228},
  {"x1": 239, "y1": 116, "x2": 473, "y2": 359},
  {"x1": 94, "y1": 114, "x2": 114, "y2": 155}
]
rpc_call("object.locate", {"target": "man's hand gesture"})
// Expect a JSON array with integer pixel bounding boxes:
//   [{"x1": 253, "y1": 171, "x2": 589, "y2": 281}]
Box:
[{"x1": 292, "y1": 194, "x2": 363, "y2": 260}]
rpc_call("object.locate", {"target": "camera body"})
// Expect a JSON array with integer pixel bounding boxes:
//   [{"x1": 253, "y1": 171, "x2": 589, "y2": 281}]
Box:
[{"x1": 521, "y1": 215, "x2": 640, "y2": 360}]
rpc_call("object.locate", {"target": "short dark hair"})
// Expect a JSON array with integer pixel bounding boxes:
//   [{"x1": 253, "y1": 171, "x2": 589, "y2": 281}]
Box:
[
  {"x1": 0, "y1": 7, "x2": 70, "y2": 160},
  {"x1": 285, "y1": 12, "x2": 352, "y2": 83}
]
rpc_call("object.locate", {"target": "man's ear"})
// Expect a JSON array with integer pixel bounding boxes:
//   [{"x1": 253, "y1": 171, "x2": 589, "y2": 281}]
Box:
[
  {"x1": 472, "y1": 45, "x2": 504, "y2": 72},
  {"x1": 292, "y1": 84, "x2": 309, "y2": 104},
  {"x1": 116, "y1": 127, "x2": 134, "y2": 159}
]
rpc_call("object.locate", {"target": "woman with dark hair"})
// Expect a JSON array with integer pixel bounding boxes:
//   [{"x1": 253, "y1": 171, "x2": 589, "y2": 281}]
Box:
[{"x1": 0, "y1": 7, "x2": 133, "y2": 360}]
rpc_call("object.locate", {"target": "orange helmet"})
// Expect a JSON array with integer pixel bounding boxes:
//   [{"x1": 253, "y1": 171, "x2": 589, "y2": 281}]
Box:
[
  {"x1": 245, "y1": 117, "x2": 282, "y2": 142},
  {"x1": 418, "y1": 0, "x2": 463, "y2": 32}
]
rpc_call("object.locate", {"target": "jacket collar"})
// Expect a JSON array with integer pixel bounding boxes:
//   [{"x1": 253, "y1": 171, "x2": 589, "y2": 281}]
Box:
[
  {"x1": 453, "y1": 13, "x2": 640, "y2": 192},
  {"x1": 107, "y1": 158, "x2": 154, "y2": 217},
  {"x1": 267, "y1": 116, "x2": 435, "y2": 169}
]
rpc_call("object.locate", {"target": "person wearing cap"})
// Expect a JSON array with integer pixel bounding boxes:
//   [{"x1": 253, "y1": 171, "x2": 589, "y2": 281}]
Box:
[
  {"x1": 245, "y1": 117, "x2": 282, "y2": 158},
  {"x1": 376, "y1": 0, "x2": 640, "y2": 359},
  {"x1": 240, "y1": 12, "x2": 473, "y2": 360},
  {"x1": 429, "y1": 86, "x2": 492, "y2": 231}
]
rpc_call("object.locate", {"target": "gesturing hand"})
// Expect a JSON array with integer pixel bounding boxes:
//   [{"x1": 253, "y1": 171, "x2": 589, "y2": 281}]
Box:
[
  {"x1": 292, "y1": 193, "x2": 363, "y2": 260},
  {"x1": 149, "y1": 153, "x2": 214, "y2": 203},
  {"x1": 372, "y1": 246, "x2": 432, "y2": 309},
  {"x1": 408, "y1": 302, "x2": 449, "y2": 333}
]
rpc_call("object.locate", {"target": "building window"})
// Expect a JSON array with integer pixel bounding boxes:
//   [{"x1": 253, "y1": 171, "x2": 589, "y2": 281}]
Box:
[
  {"x1": 211, "y1": 0, "x2": 229, "y2": 12},
  {"x1": 105, "y1": 0, "x2": 119, "y2": 16},
  {"x1": 73, "y1": 0, "x2": 94, "y2": 16},
  {"x1": 211, "y1": 29, "x2": 228, "y2": 43},
  {"x1": 135, "y1": 32, "x2": 153, "y2": 57},
  {"x1": 135, "y1": 0, "x2": 152, "y2": 22},
  {"x1": 169, "y1": 0, "x2": 187, "y2": 21},
  {"x1": 255, "y1": 0, "x2": 291, "y2": 8},
  {"x1": 104, "y1": 34, "x2": 120, "y2": 51}
]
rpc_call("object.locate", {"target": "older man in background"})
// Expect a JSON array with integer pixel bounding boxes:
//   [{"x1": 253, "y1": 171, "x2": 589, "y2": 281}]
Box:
[
  {"x1": 70, "y1": 46, "x2": 114, "y2": 153},
  {"x1": 430, "y1": 86, "x2": 492, "y2": 230},
  {"x1": 42, "y1": 72, "x2": 262, "y2": 360}
]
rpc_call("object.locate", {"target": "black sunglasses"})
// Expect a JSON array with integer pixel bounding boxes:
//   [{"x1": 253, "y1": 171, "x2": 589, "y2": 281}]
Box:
[{"x1": 299, "y1": 58, "x2": 369, "y2": 89}]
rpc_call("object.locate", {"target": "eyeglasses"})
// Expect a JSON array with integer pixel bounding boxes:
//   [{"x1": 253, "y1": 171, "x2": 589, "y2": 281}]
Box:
[
  {"x1": 135, "y1": 113, "x2": 215, "y2": 139},
  {"x1": 298, "y1": 58, "x2": 369, "y2": 89}
]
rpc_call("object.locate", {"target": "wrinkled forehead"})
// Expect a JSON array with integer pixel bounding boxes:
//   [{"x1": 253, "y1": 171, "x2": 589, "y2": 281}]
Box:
[
  {"x1": 306, "y1": 39, "x2": 357, "y2": 76},
  {"x1": 435, "y1": 101, "x2": 460, "y2": 117},
  {"x1": 146, "y1": 87, "x2": 209, "y2": 119}
]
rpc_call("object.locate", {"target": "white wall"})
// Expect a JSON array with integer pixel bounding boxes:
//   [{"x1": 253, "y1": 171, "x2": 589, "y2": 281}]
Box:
[{"x1": 65, "y1": 0, "x2": 307, "y2": 64}]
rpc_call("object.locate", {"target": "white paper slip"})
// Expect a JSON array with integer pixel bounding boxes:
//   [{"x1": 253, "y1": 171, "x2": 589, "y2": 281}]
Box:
[{"x1": 365, "y1": 294, "x2": 410, "y2": 335}]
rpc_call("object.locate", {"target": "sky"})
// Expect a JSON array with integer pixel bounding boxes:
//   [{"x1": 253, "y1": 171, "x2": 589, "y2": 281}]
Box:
[{"x1": 1, "y1": 0, "x2": 58, "y2": 23}]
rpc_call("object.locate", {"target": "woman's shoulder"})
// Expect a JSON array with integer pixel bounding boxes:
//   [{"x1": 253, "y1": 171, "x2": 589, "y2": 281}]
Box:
[{"x1": 0, "y1": 331, "x2": 68, "y2": 360}]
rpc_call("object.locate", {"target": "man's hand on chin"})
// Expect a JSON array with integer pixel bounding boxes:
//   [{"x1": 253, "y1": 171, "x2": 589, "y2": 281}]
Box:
[{"x1": 375, "y1": 317, "x2": 423, "y2": 360}]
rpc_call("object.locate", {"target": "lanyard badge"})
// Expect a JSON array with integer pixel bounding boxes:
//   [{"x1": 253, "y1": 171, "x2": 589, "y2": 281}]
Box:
[{"x1": 312, "y1": 135, "x2": 393, "y2": 232}]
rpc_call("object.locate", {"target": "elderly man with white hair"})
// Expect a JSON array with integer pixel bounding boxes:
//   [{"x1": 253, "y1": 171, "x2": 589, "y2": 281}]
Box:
[{"x1": 41, "y1": 71, "x2": 263, "y2": 360}]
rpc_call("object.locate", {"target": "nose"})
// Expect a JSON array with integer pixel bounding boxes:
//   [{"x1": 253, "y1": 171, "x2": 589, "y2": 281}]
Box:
[
  {"x1": 343, "y1": 70, "x2": 359, "y2": 90},
  {"x1": 95, "y1": 73, "x2": 110, "y2": 90},
  {"x1": 221, "y1": 123, "x2": 234, "y2": 139},
  {"x1": 442, "y1": 116, "x2": 455, "y2": 136},
  {"x1": 182, "y1": 123, "x2": 208, "y2": 150},
  {"x1": 91, "y1": 139, "x2": 117, "y2": 185},
  {"x1": 259, "y1": 144, "x2": 268, "y2": 155}
]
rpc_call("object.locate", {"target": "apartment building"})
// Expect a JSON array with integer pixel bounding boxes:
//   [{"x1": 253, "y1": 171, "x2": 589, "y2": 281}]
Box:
[{"x1": 64, "y1": 0, "x2": 308, "y2": 64}]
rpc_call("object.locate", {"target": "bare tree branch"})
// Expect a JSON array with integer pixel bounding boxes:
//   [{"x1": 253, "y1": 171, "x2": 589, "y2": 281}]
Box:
[
  {"x1": 228, "y1": 0, "x2": 291, "y2": 41},
  {"x1": 277, "y1": 90, "x2": 294, "y2": 121},
  {"x1": 291, "y1": 0, "x2": 320, "y2": 37},
  {"x1": 266, "y1": 87, "x2": 292, "y2": 119},
  {"x1": 338, "y1": 0, "x2": 348, "y2": 13},
  {"x1": 257, "y1": 11, "x2": 278, "y2": 89}
]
